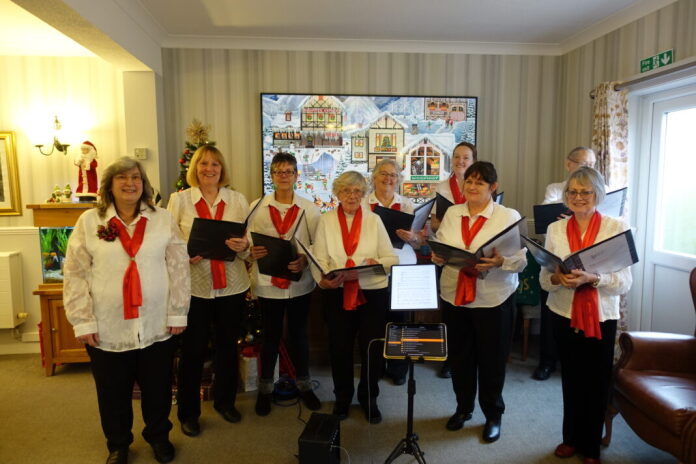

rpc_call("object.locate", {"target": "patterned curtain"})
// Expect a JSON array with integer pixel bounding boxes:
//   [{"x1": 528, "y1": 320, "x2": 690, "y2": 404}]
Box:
[{"x1": 591, "y1": 81, "x2": 629, "y2": 359}]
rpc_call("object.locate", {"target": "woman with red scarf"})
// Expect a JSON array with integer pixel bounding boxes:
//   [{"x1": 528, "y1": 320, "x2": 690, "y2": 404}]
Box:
[
  {"x1": 168, "y1": 145, "x2": 251, "y2": 437},
  {"x1": 247, "y1": 152, "x2": 322, "y2": 416},
  {"x1": 431, "y1": 161, "x2": 526, "y2": 443},
  {"x1": 540, "y1": 167, "x2": 632, "y2": 464},
  {"x1": 430, "y1": 141, "x2": 477, "y2": 232},
  {"x1": 64, "y1": 157, "x2": 190, "y2": 464},
  {"x1": 311, "y1": 171, "x2": 398, "y2": 424}
]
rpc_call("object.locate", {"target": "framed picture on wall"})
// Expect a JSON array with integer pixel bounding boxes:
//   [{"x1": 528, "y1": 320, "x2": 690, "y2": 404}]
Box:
[
  {"x1": 0, "y1": 131, "x2": 21, "y2": 216},
  {"x1": 260, "y1": 93, "x2": 477, "y2": 211}
]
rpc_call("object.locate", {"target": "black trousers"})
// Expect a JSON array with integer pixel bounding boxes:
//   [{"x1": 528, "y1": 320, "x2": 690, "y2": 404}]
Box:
[
  {"x1": 177, "y1": 292, "x2": 245, "y2": 421},
  {"x1": 87, "y1": 338, "x2": 176, "y2": 452},
  {"x1": 258, "y1": 294, "x2": 311, "y2": 380},
  {"x1": 385, "y1": 309, "x2": 409, "y2": 379},
  {"x1": 538, "y1": 290, "x2": 559, "y2": 368},
  {"x1": 324, "y1": 287, "x2": 388, "y2": 405},
  {"x1": 442, "y1": 293, "x2": 515, "y2": 420},
  {"x1": 551, "y1": 311, "x2": 617, "y2": 459}
]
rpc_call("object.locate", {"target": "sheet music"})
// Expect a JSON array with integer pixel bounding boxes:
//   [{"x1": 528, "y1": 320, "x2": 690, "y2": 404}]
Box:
[
  {"x1": 597, "y1": 188, "x2": 627, "y2": 218},
  {"x1": 574, "y1": 230, "x2": 638, "y2": 274},
  {"x1": 390, "y1": 264, "x2": 439, "y2": 311}
]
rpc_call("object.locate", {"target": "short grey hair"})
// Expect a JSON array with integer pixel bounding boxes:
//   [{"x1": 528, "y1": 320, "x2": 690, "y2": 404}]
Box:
[
  {"x1": 567, "y1": 146, "x2": 596, "y2": 162},
  {"x1": 98, "y1": 157, "x2": 156, "y2": 218},
  {"x1": 370, "y1": 158, "x2": 403, "y2": 190},
  {"x1": 332, "y1": 171, "x2": 368, "y2": 198},
  {"x1": 563, "y1": 166, "x2": 606, "y2": 206}
]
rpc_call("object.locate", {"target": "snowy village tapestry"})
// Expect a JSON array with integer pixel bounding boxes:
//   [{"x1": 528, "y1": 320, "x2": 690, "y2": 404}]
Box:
[{"x1": 261, "y1": 94, "x2": 477, "y2": 211}]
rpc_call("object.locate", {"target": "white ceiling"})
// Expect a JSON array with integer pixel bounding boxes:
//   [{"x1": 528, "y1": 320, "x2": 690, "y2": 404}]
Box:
[{"x1": 0, "y1": 0, "x2": 679, "y2": 57}]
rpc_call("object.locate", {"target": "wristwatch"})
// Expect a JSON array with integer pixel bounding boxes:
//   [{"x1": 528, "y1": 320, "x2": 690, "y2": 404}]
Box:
[{"x1": 591, "y1": 273, "x2": 601, "y2": 288}]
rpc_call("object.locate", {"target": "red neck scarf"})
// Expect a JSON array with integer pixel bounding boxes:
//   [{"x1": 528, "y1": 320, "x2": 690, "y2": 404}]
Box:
[
  {"x1": 337, "y1": 205, "x2": 366, "y2": 310},
  {"x1": 195, "y1": 197, "x2": 227, "y2": 289},
  {"x1": 454, "y1": 215, "x2": 487, "y2": 306},
  {"x1": 268, "y1": 204, "x2": 300, "y2": 289},
  {"x1": 370, "y1": 202, "x2": 401, "y2": 212},
  {"x1": 449, "y1": 176, "x2": 466, "y2": 204},
  {"x1": 109, "y1": 215, "x2": 147, "y2": 320},
  {"x1": 567, "y1": 211, "x2": 603, "y2": 339}
]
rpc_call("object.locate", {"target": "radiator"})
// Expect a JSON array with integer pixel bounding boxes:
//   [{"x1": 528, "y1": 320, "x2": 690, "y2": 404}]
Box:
[{"x1": 0, "y1": 251, "x2": 25, "y2": 328}]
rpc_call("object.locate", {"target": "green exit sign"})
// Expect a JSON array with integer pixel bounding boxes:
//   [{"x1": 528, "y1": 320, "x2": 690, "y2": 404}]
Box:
[{"x1": 640, "y1": 49, "x2": 673, "y2": 73}]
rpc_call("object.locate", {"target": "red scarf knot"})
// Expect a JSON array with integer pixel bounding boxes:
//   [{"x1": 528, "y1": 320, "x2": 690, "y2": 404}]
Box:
[
  {"x1": 337, "y1": 205, "x2": 366, "y2": 310},
  {"x1": 194, "y1": 196, "x2": 227, "y2": 289},
  {"x1": 567, "y1": 212, "x2": 603, "y2": 339},
  {"x1": 449, "y1": 176, "x2": 466, "y2": 205},
  {"x1": 109, "y1": 215, "x2": 148, "y2": 320},
  {"x1": 370, "y1": 202, "x2": 401, "y2": 212},
  {"x1": 454, "y1": 215, "x2": 487, "y2": 306},
  {"x1": 268, "y1": 203, "x2": 300, "y2": 289}
]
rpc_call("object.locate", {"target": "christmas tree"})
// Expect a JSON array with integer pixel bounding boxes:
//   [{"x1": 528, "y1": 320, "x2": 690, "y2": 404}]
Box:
[{"x1": 175, "y1": 118, "x2": 215, "y2": 191}]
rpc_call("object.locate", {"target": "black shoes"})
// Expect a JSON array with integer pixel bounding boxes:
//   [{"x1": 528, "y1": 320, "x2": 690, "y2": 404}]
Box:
[
  {"x1": 391, "y1": 375, "x2": 406, "y2": 386},
  {"x1": 180, "y1": 418, "x2": 200, "y2": 437},
  {"x1": 445, "y1": 411, "x2": 472, "y2": 431},
  {"x1": 532, "y1": 365, "x2": 555, "y2": 381},
  {"x1": 299, "y1": 389, "x2": 322, "y2": 411},
  {"x1": 332, "y1": 402, "x2": 349, "y2": 420},
  {"x1": 359, "y1": 399, "x2": 382, "y2": 424},
  {"x1": 255, "y1": 392, "x2": 272, "y2": 416},
  {"x1": 151, "y1": 440, "x2": 175, "y2": 463},
  {"x1": 105, "y1": 448, "x2": 128, "y2": 464},
  {"x1": 439, "y1": 363, "x2": 452, "y2": 379},
  {"x1": 215, "y1": 406, "x2": 242, "y2": 423},
  {"x1": 482, "y1": 418, "x2": 501, "y2": 443}
]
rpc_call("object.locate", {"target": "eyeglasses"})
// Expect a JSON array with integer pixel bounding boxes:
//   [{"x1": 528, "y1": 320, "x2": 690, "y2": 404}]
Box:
[
  {"x1": 340, "y1": 189, "x2": 364, "y2": 197},
  {"x1": 566, "y1": 190, "x2": 595, "y2": 198},
  {"x1": 272, "y1": 169, "x2": 296, "y2": 177},
  {"x1": 377, "y1": 171, "x2": 398, "y2": 179},
  {"x1": 567, "y1": 157, "x2": 595, "y2": 168}
]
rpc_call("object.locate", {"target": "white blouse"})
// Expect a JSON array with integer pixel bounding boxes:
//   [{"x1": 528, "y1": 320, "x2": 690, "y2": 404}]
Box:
[
  {"x1": 63, "y1": 204, "x2": 190, "y2": 352},
  {"x1": 363, "y1": 191, "x2": 417, "y2": 265},
  {"x1": 435, "y1": 200, "x2": 527, "y2": 308},
  {"x1": 543, "y1": 181, "x2": 566, "y2": 204},
  {"x1": 311, "y1": 205, "x2": 398, "y2": 290},
  {"x1": 539, "y1": 215, "x2": 632, "y2": 321},
  {"x1": 167, "y1": 187, "x2": 251, "y2": 298},
  {"x1": 248, "y1": 193, "x2": 321, "y2": 299}
]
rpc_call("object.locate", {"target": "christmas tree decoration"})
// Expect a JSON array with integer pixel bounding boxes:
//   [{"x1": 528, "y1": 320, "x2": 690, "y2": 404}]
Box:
[{"x1": 175, "y1": 118, "x2": 215, "y2": 191}]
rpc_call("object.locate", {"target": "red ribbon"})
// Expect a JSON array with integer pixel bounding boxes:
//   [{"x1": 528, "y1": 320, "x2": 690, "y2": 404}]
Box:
[
  {"x1": 370, "y1": 202, "x2": 401, "y2": 212},
  {"x1": 567, "y1": 212, "x2": 603, "y2": 339},
  {"x1": 268, "y1": 204, "x2": 300, "y2": 289},
  {"x1": 454, "y1": 215, "x2": 487, "y2": 306},
  {"x1": 195, "y1": 197, "x2": 227, "y2": 289},
  {"x1": 109, "y1": 216, "x2": 147, "y2": 320},
  {"x1": 337, "y1": 205, "x2": 366, "y2": 310},
  {"x1": 449, "y1": 176, "x2": 466, "y2": 204}
]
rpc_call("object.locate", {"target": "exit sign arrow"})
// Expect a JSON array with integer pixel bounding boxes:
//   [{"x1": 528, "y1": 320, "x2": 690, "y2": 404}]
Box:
[{"x1": 641, "y1": 49, "x2": 674, "y2": 73}]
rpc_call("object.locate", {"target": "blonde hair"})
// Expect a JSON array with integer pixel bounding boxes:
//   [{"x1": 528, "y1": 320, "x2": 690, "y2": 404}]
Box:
[
  {"x1": 332, "y1": 171, "x2": 368, "y2": 198},
  {"x1": 186, "y1": 145, "x2": 231, "y2": 188}
]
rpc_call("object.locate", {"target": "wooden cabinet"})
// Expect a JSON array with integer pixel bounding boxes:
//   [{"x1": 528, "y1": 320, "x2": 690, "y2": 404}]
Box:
[
  {"x1": 34, "y1": 284, "x2": 90, "y2": 376},
  {"x1": 28, "y1": 203, "x2": 95, "y2": 376}
]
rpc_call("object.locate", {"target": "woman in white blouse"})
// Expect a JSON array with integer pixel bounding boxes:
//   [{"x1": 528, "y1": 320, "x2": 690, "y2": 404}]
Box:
[
  {"x1": 64, "y1": 157, "x2": 190, "y2": 464},
  {"x1": 311, "y1": 171, "x2": 398, "y2": 424},
  {"x1": 168, "y1": 145, "x2": 251, "y2": 437},
  {"x1": 431, "y1": 161, "x2": 526, "y2": 443},
  {"x1": 430, "y1": 141, "x2": 477, "y2": 232},
  {"x1": 540, "y1": 167, "x2": 632, "y2": 464},
  {"x1": 247, "y1": 152, "x2": 321, "y2": 416},
  {"x1": 363, "y1": 158, "x2": 422, "y2": 385}
]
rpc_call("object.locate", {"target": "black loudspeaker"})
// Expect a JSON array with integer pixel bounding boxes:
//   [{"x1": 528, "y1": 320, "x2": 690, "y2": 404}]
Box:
[{"x1": 298, "y1": 412, "x2": 341, "y2": 463}]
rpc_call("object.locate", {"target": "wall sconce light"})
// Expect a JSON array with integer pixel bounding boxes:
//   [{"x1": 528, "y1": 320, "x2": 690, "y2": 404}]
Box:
[{"x1": 35, "y1": 115, "x2": 70, "y2": 156}]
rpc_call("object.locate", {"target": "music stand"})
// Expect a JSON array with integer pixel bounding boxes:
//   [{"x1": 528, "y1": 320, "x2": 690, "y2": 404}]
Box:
[{"x1": 384, "y1": 264, "x2": 446, "y2": 464}]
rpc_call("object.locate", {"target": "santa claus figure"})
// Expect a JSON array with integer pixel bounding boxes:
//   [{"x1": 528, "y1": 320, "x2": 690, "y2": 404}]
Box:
[{"x1": 75, "y1": 140, "x2": 98, "y2": 200}]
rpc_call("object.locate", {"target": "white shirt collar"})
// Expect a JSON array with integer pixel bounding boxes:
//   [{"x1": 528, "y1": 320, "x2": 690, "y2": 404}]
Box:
[{"x1": 461, "y1": 199, "x2": 495, "y2": 219}]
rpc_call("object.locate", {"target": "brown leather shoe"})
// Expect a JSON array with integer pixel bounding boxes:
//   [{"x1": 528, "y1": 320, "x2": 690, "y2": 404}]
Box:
[{"x1": 554, "y1": 443, "x2": 576, "y2": 458}]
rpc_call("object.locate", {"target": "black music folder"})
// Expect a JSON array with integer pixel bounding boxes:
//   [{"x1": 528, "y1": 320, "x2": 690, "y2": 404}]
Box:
[
  {"x1": 427, "y1": 217, "x2": 526, "y2": 278},
  {"x1": 411, "y1": 197, "x2": 435, "y2": 234},
  {"x1": 494, "y1": 191, "x2": 504, "y2": 205},
  {"x1": 296, "y1": 239, "x2": 386, "y2": 279},
  {"x1": 533, "y1": 187, "x2": 627, "y2": 234},
  {"x1": 522, "y1": 229, "x2": 638, "y2": 274},
  {"x1": 186, "y1": 197, "x2": 263, "y2": 260},
  {"x1": 372, "y1": 205, "x2": 414, "y2": 249},
  {"x1": 250, "y1": 232, "x2": 302, "y2": 281},
  {"x1": 434, "y1": 193, "x2": 453, "y2": 221}
]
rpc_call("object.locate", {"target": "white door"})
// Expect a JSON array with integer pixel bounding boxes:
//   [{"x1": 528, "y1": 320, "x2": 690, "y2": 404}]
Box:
[{"x1": 632, "y1": 87, "x2": 696, "y2": 334}]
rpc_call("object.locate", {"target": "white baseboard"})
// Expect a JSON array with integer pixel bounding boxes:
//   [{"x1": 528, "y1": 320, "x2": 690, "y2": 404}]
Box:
[{"x1": 0, "y1": 341, "x2": 40, "y2": 355}]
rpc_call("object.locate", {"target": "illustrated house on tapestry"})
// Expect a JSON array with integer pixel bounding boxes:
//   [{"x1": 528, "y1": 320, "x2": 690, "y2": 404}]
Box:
[
  {"x1": 366, "y1": 112, "x2": 406, "y2": 168},
  {"x1": 349, "y1": 130, "x2": 368, "y2": 163},
  {"x1": 424, "y1": 97, "x2": 470, "y2": 123},
  {"x1": 300, "y1": 95, "x2": 344, "y2": 148}
]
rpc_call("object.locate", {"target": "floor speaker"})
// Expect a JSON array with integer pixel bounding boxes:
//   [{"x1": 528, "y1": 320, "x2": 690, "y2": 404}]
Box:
[{"x1": 298, "y1": 412, "x2": 340, "y2": 463}]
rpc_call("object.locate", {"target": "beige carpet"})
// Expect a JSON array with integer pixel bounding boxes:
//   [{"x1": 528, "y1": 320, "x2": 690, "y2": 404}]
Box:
[{"x1": 0, "y1": 353, "x2": 674, "y2": 464}]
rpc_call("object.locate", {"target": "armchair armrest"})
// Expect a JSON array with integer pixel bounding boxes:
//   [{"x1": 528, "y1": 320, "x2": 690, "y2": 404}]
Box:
[{"x1": 617, "y1": 331, "x2": 696, "y2": 374}]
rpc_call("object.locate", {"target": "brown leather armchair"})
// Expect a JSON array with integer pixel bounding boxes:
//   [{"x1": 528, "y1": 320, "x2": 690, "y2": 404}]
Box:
[{"x1": 605, "y1": 268, "x2": 696, "y2": 463}]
